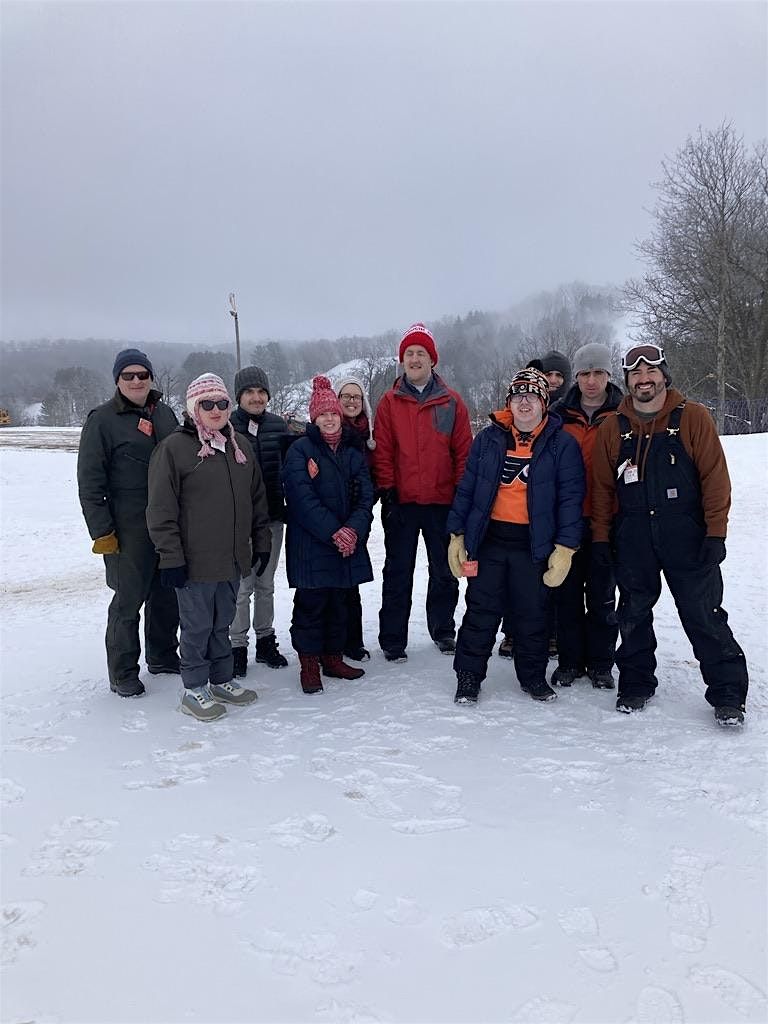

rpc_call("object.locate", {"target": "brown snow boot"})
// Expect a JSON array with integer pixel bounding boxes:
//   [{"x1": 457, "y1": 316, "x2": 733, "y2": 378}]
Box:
[
  {"x1": 298, "y1": 654, "x2": 323, "y2": 694},
  {"x1": 320, "y1": 654, "x2": 365, "y2": 680}
]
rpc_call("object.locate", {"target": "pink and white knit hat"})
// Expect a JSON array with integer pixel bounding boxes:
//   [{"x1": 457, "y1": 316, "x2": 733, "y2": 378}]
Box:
[{"x1": 185, "y1": 373, "x2": 247, "y2": 463}]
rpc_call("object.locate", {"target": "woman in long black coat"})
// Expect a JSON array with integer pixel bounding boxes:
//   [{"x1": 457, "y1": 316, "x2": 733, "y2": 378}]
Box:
[{"x1": 281, "y1": 376, "x2": 374, "y2": 693}]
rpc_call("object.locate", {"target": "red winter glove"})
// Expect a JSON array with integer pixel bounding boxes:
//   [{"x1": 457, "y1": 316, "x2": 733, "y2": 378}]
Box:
[{"x1": 332, "y1": 526, "x2": 358, "y2": 557}]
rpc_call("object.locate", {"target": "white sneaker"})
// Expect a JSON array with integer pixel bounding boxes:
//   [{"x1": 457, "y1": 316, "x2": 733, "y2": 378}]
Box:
[
  {"x1": 209, "y1": 681, "x2": 258, "y2": 706},
  {"x1": 180, "y1": 687, "x2": 227, "y2": 722}
]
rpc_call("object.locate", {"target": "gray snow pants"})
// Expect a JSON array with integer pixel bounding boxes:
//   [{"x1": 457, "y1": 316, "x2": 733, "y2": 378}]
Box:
[{"x1": 176, "y1": 575, "x2": 240, "y2": 689}]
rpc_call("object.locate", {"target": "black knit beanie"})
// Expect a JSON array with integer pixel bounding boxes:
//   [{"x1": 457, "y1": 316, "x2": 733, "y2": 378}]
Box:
[{"x1": 235, "y1": 365, "x2": 271, "y2": 402}]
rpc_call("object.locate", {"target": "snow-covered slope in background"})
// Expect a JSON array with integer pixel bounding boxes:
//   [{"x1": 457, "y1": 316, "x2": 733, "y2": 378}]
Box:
[{"x1": 1, "y1": 435, "x2": 766, "y2": 1024}]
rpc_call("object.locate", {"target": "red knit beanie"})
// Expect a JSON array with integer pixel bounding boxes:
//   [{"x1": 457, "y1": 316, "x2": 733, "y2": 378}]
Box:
[
  {"x1": 308, "y1": 375, "x2": 344, "y2": 422},
  {"x1": 398, "y1": 322, "x2": 438, "y2": 367}
]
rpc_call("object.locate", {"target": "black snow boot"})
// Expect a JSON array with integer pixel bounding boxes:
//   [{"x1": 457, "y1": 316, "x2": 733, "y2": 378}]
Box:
[
  {"x1": 256, "y1": 634, "x2": 288, "y2": 669},
  {"x1": 521, "y1": 680, "x2": 557, "y2": 702},
  {"x1": 454, "y1": 671, "x2": 481, "y2": 704},
  {"x1": 616, "y1": 694, "x2": 650, "y2": 714},
  {"x1": 551, "y1": 666, "x2": 583, "y2": 687},
  {"x1": 232, "y1": 647, "x2": 248, "y2": 678},
  {"x1": 110, "y1": 679, "x2": 145, "y2": 698},
  {"x1": 497, "y1": 636, "x2": 514, "y2": 659},
  {"x1": 714, "y1": 705, "x2": 745, "y2": 728},
  {"x1": 587, "y1": 667, "x2": 615, "y2": 689}
]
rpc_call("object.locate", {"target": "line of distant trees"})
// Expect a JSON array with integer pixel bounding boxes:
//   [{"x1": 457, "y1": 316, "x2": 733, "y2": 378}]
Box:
[{"x1": 1, "y1": 124, "x2": 765, "y2": 434}]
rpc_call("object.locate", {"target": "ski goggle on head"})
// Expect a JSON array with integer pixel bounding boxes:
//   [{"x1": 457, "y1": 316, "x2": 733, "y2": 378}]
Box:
[{"x1": 622, "y1": 344, "x2": 666, "y2": 372}]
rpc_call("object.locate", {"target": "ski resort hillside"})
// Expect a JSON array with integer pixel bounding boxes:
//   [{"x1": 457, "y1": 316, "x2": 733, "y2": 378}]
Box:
[{"x1": 1, "y1": 434, "x2": 766, "y2": 1024}]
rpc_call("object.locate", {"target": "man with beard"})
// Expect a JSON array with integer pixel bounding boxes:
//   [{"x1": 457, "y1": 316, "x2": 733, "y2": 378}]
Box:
[{"x1": 590, "y1": 344, "x2": 748, "y2": 727}]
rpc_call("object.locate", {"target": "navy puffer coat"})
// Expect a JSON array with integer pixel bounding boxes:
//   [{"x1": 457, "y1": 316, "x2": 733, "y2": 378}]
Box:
[
  {"x1": 282, "y1": 424, "x2": 374, "y2": 589},
  {"x1": 446, "y1": 412, "x2": 585, "y2": 561}
]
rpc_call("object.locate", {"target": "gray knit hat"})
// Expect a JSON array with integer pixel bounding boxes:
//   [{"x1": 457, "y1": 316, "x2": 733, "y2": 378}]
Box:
[
  {"x1": 573, "y1": 343, "x2": 612, "y2": 377},
  {"x1": 234, "y1": 365, "x2": 270, "y2": 402}
]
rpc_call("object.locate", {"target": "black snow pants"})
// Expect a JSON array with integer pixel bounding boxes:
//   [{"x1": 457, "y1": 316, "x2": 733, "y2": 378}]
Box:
[
  {"x1": 555, "y1": 526, "x2": 617, "y2": 672},
  {"x1": 104, "y1": 528, "x2": 179, "y2": 686},
  {"x1": 291, "y1": 587, "x2": 349, "y2": 655},
  {"x1": 378, "y1": 502, "x2": 458, "y2": 652},
  {"x1": 454, "y1": 534, "x2": 551, "y2": 689}
]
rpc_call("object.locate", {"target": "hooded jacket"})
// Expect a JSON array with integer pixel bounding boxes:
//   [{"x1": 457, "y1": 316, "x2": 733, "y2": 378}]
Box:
[
  {"x1": 446, "y1": 410, "x2": 585, "y2": 561},
  {"x1": 551, "y1": 381, "x2": 624, "y2": 517},
  {"x1": 372, "y1": 372, "x2": 472, "y2": 505},
  {"x1": 590, "y1": 388, "x2": 732, "y2": 542}
]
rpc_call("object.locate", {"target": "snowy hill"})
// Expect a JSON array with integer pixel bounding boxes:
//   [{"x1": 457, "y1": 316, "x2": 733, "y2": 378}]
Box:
[{"x1": 0, "y1": 435, "x2": 766, "y2": 1023}]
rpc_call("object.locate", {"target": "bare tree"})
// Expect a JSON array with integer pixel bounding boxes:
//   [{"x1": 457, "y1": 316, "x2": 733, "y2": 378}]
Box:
[{"x1": 625, "y1": 124, "x2": 768, "y2": 433}]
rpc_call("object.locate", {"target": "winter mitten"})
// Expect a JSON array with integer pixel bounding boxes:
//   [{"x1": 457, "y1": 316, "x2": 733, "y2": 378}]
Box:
[
  {"x1": 543, "y1": 544, "x2": 577, "y2": 587},
  {"x1": 252, "y1": 550, "x2": 271, "y2": 576},
  {"x1": 92, "y1": 531, "x2": 119, "y2": 555},
  {"x1": 160, "y1": 565, "x2": 188, "y2": 589},
  {"x1": 448, "y1": 533, "x2": 468, "y2": 579},
  {"x1": 332, "y1": 526, "x2": 358, "y2": 557},
  {"x1": 591, "y1": 542, "x2": 614, "y2": 568},
  {"x1": 698, "y1": 536, "x2": 726, "y2": 567}
]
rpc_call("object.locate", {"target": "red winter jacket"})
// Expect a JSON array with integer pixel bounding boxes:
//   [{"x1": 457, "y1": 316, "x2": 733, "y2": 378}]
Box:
[{"x1": 372, "y1": 373, "x2": 472, "y2": 505}]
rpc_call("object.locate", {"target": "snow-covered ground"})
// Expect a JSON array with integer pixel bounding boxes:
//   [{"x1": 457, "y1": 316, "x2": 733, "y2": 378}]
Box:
[{"x1": 1, "y1": 435, "x2": 766, "y2": 1024}]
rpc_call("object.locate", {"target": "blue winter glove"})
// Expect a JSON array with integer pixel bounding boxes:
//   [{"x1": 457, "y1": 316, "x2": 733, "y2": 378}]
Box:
[
  {"x1": 698, "y1": 537, "x2": 726, "y2": 567},
  {"x1": 160, "y1": 565, "x2": 188, "y2": 589},
  {"x1": 252, "y1": 550, "x2": 270, "y2": 577}
]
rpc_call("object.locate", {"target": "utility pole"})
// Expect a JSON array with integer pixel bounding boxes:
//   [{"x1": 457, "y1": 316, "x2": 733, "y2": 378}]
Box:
[{"x1": 229, "y1": 292, "x2": 241, "y2": 371}]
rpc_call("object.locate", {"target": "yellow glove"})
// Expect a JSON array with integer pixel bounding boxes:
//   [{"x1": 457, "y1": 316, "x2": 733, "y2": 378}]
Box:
[
  {"x1": 543, "y1": 544, "x2": 576, "y2": 587},
  {"x1": 448, "y1": 533, "x2": 468, "y2": 579},
  {"x1": 92, "y1": 532, "x2": 119, "y2": 555}
]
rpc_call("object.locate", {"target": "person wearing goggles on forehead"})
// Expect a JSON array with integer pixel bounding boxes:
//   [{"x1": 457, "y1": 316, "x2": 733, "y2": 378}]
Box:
[
  {"x1": 590, "y1": 345, "x2": 748, "y2": 727},
  {"x1": 446, "y1": 367, "x2": 585, "y2": 705},
  {"x1": 146, "y1": 374, "x2": 270, "y2": 721},
  {"x1": 77, "y1": 348, "x2": 180, "y2": 699}
]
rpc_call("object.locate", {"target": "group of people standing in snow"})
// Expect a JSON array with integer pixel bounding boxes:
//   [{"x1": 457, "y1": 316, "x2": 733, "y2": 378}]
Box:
[{"x1": 76, "y1": 324, "x2": 749, "y2": 729}]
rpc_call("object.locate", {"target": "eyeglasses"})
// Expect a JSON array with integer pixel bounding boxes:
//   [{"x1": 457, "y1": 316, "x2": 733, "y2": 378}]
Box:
[
  {"x1": 508, "y1": 392, "x2": 536, "y2": 405},
  {"x1": 199, "y1": 399, "x2": 230, "y2": 411},
  {"x1": 622, "y1": 344, "x2": 666, "y2": 371},
  {"x1": 339, "y1": 393, "x2": 362, "y2": 403},
  {"x1": 119, "y1": 371, "x2": 151, "y2": 381}
]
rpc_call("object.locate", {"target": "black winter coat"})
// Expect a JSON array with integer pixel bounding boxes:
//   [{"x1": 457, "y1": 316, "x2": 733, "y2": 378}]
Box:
[
  {"x1": 77, "y1": 388, "x2": 178, "y2": 540},
  {"x1": 281, "y1": 424, "x2": 374, "y2": 589},
  {"x1": 229, "y1": 406, "x2": 289, "y2": 522}
]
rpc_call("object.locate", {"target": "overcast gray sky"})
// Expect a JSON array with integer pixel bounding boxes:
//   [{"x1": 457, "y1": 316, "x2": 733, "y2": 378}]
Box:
[{"x1": 1, "y1": 1, "x2": 765, "y2": 344}]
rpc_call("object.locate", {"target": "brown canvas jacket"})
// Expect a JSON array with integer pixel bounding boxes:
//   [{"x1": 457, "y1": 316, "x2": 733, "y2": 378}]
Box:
[{"x1": 590, "y1": 388, "x2": 732, "y2": 543}]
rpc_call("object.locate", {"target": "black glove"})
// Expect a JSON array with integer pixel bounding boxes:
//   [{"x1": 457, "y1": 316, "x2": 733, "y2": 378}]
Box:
[
  {"x1": 698, "y1": 537, "x2": 726, "y2": 567},
  {"x1": 380, "y1": 488, "x2": 401, "y2": 525},
  {"x1": 591, "y1": 542, "x2": 614, "y2": 568},
  {"x1": 160, "y1": 565, "x2": 188, "y2": 589},
  {"x1": 252, "y1": 550, "x2": 270, "y2": 577}
]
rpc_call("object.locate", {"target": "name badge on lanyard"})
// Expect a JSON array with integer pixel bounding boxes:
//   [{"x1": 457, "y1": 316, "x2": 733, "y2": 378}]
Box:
[{"x1": 137, "y1": 418, "x2": 153, "y2": 437}]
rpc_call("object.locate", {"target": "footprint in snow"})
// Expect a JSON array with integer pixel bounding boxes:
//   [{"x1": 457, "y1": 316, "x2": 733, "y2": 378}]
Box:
[
  {"x1": 384, "y1": 897, "x2": 427, "y2": 926},
  {"x1": 23, "y1": 816, "x2": 117, "y2": 877},
  {"x1": 557, "y1": 906, "x2": 599, "y2": 938},
  {"x1": 246, "y1": 929, "x2": 359, "y2": 986},
  {"x1": 5, "y1": 734, "x2": 76, "y2": 753},
  {"x1": 577, "y1": 947, "x2": 617, "y2": 972},
  {"x1": 268, "y1": 813, "x2": 336, "y2": 848},
  {"x1": 315, "y1": 998, "x2": 383, "y2": 1023},
  {"x1": 509, "y1": 995, "x2": 578, "y2": 1022},
  {"x1": 630, "y1": 985, "x2": 684, "y2": 1023},
  {"x1": 1, "y1": 900, "x2": 46, "y2": 966},
  {"x1": 351, "y1": 889, "x2": 379, "y2": 911},
  {"x1": 442, "y1": 904, "x2": 538, "y2": 947},
  {"x1": 688, "y1": 964, "x2": 768, "y2": 1018},
  {"x1": 0, "y1": 778, "x2": 25, "y2": 805}
]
